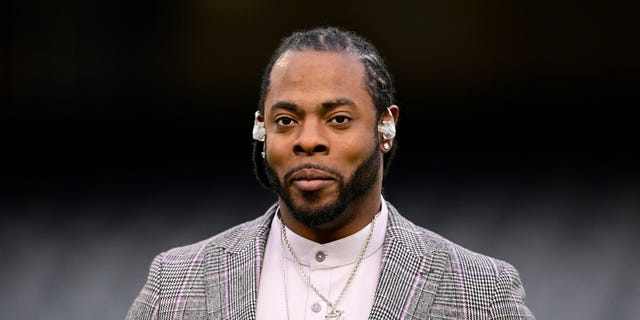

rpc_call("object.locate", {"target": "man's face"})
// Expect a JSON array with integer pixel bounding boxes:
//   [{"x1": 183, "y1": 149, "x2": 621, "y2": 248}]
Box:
[{"x1": 263, "y1": 50, "x2": 383, "y2": 226}]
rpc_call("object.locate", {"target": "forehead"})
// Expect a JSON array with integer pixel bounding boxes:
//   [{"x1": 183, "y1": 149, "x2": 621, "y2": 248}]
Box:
[
  {"x1": 271, "y1": 49, "x2": 364, "y2": 77},
  {"x1": 265, "y1": 50, "x2": 373, "y2": 112}
]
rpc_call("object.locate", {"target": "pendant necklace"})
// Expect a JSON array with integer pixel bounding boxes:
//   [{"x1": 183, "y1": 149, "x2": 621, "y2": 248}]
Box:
[{"x1": 279, "y1": 212, "x2": 379, "y2": 320}]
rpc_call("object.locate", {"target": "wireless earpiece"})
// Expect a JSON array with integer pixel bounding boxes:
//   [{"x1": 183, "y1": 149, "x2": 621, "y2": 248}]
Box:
[
  {"x1": 252, "y1": 111, "x2": 266, "y2": 142},
  {"x1": 252, "y1": 111, "x2": 267, "y2": 158},
  {"x1": 378, "y1": 108, "x2": 396, "y2": 140}
]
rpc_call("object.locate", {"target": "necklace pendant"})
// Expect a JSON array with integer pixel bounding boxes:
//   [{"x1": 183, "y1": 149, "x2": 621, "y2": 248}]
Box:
[{"x1": 325, "y1": 309, "x2": 344, "y2": 320}]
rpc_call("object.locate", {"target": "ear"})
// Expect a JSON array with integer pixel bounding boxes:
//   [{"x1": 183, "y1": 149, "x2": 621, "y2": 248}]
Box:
[
  {"x1": 387, "y1": 105, "x2": 399, "y2": 124},
  {"x1": 378, "y1": 105, "x2": 399, "y2": 153},
  {"x1": 378, "y1": 105, "x2": 399, "y2": 124}
]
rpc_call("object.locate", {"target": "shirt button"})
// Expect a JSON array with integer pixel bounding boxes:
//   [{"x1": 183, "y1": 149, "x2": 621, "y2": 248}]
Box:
[
  {"x1": 311, "y1": 302, "x2": 322, "y2": 313},
  {"x1": 315, "y1": 251, "x2": 326, "y2": 262}
]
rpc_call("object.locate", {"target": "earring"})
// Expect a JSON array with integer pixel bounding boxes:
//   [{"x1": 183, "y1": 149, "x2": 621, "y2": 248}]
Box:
[{"x1": 382, "y1": 142, "x2": 390, "y2": 150}]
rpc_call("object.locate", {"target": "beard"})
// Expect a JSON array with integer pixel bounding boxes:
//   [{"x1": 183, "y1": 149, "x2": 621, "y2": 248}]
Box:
[{"x1": 264, "y1": 146, "x2": 381, "y2": 227}]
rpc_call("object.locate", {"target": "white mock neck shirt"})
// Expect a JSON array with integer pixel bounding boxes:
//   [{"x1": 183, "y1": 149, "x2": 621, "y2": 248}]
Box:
[{"x1": 256, "y1": 197, "x2": 389, "y2": 320}]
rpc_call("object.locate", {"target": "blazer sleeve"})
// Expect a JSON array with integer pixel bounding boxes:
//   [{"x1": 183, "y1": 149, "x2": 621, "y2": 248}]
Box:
[
  {"x1": 126, "y1": 253, "x2": 164, "y2": 320},
  {"x1": 489, "y1": 262, "x2": 536, "y2": 320}
]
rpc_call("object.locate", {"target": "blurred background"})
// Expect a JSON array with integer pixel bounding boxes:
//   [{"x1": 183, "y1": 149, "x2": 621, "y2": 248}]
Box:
[{"x1": 2, "y1": 0, "x2": 638, "y2": 319}]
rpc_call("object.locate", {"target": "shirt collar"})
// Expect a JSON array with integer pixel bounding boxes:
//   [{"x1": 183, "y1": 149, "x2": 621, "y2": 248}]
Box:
[{"x1": 274, "y1": 195, "x2": 389, "y2": 270}]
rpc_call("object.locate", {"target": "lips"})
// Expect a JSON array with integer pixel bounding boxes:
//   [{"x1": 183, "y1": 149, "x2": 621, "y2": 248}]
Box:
[{"x1": 289, "y1": 168, "x2": 335, "y2": 192}]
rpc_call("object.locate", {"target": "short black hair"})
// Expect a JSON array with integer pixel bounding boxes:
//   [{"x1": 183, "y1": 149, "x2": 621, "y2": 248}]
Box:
[{"x1": 253, "y1": 26, "x2": 397, "y2": 189}]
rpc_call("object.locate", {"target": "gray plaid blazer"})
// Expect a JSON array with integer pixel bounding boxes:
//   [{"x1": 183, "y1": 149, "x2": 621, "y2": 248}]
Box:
[{"x1": 127, "y1": 202, "x2": 535, "y2": 319}]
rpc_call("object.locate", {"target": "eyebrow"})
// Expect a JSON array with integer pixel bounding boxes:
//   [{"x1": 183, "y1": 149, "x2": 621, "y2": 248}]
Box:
[
  {"x1": 270, "y1": 101, "x2": 300, "y2": 114},
  {"x1": 269, "y1": 98, "x2": 357, "y2": 115},
  {"x1": 321, "y1": 98, "x2": 357, "y2": 110}
]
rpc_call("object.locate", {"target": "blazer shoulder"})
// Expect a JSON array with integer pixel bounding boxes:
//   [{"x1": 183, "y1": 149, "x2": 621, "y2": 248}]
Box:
[
  {"x1": 159, "y1": 208, "x2": 275, "y2": 264},
  {"x1": 400, "y1": 219, "x2": 534, "y2": 318},
  {"x1": 408, "y1": 219, "x2": 519, "y2": 279},
  {"x1": 127, "y1": 208, "x2": 275, "y2": 320},
  {"x1": 434, "y1": 231, "x2": 514, "y2": 274},
  {"x1": 387, "y1": 203, "x2": 516, "y2": 275},
  {"x1": 437, "y1": 239, "x2": 535, "y2": 318}
]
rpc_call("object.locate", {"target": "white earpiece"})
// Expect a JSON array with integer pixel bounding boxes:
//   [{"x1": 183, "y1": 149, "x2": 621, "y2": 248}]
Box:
[
  {"x1": 378, "y1": 108, "x2": 396, "y2": 140},
  {"x1": 252, "y1": 111, "x2": 266, "y2": 142}
]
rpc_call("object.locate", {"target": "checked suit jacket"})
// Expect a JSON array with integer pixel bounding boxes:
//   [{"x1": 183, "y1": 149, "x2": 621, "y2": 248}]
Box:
[{"x1": 127, "y1": 202, "x2": 535, "y2": 320}]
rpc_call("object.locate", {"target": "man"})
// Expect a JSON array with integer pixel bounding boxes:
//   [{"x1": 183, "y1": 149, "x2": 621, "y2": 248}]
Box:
[{"x1": 127, "y1": 27, "x2": 535, "y2": 320}]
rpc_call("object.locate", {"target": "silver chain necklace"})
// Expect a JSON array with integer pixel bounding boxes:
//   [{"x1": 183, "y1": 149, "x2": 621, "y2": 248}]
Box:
[{"x1": 279, "y1": 212, "x2": 380, "y2": 320}]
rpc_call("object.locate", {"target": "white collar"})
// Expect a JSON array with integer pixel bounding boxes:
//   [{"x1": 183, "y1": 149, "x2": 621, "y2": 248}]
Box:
[{"x1": 275, "y1": 195, "x2": 389, "y2": 270}]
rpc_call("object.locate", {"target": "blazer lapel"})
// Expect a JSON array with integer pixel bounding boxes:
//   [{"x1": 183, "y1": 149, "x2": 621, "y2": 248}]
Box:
[
  {"x1": 203, "y1": 203, "x2": 445, "y2": 320},
  {"x1": 204, "y1": 206, "x2": 275, "y2": 320},
  {"x1": 369, "y1": 204, "x2": 445, "y2": 320}
]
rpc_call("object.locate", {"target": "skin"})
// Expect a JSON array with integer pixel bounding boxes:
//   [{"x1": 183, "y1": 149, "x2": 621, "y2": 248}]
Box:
[{"x1": 263, "y1": 50, "x2": 399, "y2": 243}]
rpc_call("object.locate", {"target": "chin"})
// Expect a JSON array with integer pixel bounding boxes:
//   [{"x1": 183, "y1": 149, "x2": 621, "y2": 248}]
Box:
[{"x1": 286, "y1": 194, "x2": 345, "y2": 227}]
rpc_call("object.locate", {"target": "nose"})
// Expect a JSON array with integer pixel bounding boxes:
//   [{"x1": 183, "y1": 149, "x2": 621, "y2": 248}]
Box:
[{"x1": 293, "y1": 121, "x2": 329, "y2": 156}]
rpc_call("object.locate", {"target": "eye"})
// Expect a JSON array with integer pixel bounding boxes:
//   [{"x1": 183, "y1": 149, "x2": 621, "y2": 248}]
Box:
[
  {"x1": 330, "y1": 115, "x2": 350, "y2": 124},
  {"x1": 275, "y1": 116, "x2": 296, "y2": 126}
]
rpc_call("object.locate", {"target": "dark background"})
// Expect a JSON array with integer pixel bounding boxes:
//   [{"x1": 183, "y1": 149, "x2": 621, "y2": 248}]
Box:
[{"x1": 2, "y1": 0, "x2": 639, "y2": 319}]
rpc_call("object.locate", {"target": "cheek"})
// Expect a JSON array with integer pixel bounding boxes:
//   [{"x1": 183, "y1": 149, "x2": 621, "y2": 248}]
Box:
[
  {"x1": 264, "y1": 138, "x2": 289, "y2": 173},
  {"x1": 336, "y1": 132, "x2": 378, "y2": 164}
]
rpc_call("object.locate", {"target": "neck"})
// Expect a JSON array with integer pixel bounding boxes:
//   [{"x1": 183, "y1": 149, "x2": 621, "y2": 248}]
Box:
[{"x1": 278, "y1": 188, "x2": 382, "y2": 244}]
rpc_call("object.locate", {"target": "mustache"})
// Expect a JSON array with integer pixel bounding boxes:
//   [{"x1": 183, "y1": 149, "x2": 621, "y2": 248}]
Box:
[{"x1": 283, "y1": 163, "x2": 343, "y2": 182}]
